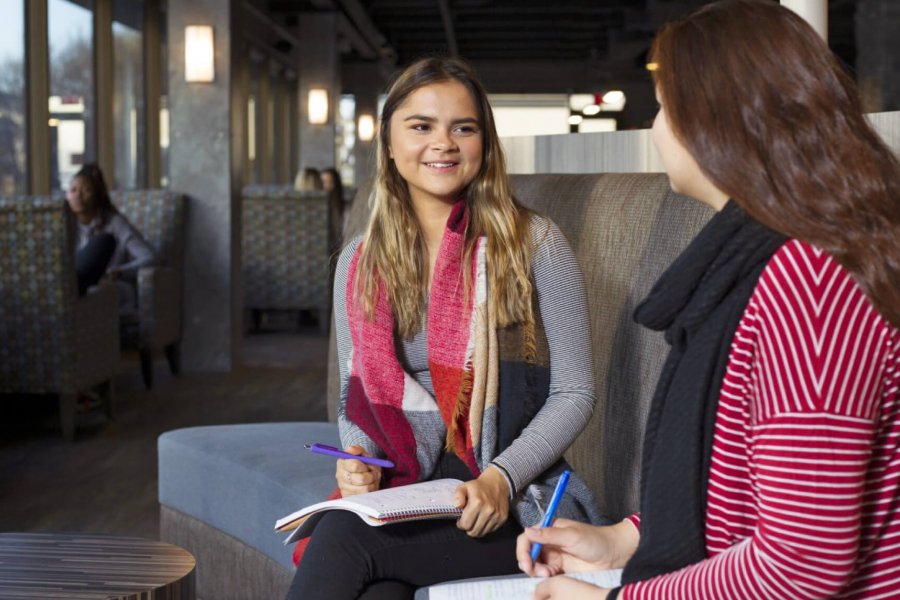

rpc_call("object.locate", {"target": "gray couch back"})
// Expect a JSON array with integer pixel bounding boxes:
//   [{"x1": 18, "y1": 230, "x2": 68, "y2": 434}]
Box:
[
  {"x1": 326, "y1": 173, "x2": 713, "y2": 520},
  {"x1": 241, "y1": 187, "x2": 333, "y2": 311}
]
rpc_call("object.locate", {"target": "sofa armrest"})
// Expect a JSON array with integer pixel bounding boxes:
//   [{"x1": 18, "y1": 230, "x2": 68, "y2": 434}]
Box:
[
  {"x1": 137, "y1": 266, "x2": 181, "y2": 349},
  {"x1": 72, "y1": 281, "x2": 120, "y2": 391}
]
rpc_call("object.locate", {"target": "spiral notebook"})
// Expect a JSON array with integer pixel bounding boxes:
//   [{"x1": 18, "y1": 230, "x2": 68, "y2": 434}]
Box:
[
  {"x1": 275, "y1": 478, "x2": 464, "y2": 544},
  {"x1": 425, "y1": 569, "x2": 624, "y2": 599}
]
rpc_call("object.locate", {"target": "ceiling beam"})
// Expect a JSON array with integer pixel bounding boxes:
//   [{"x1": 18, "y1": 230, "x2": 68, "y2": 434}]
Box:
[
  {"x1": 336, "y1": 13, "x2": 377, "y2": 60},
  {"x1": 308, "y1": 0, "x2": 395, "y2": 71},
  {"x1": 337, "y1": 0, "x2": 399, "y2": 66},
  {"x1": 437, "y1": 0, "x2": 459, "y2": 56}
]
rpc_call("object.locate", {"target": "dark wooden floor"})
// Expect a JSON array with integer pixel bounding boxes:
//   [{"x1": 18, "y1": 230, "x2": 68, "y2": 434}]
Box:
[{"x1": 0, "y1": 321, "x2": 329, "y2": 542}]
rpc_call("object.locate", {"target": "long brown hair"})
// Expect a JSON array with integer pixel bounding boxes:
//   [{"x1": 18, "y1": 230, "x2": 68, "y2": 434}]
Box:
[
  {"x1": 651, "y1": 0, "x2": 900, "y2": 326},
  {"x1": 356, "y1": 56, "x2": 535, "y2": 338}
]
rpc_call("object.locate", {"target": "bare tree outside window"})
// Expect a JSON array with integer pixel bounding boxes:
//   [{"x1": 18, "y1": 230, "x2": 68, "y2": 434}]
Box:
[
  {"x1": 0, "y1": 0, "x2": 26, "y2": 194},
  {"x1": 49, "y1": 0, "x2": 95, "y2": 192},
  {"x1": 113, "y1": 0, "x2": 145, "y2": 190}
]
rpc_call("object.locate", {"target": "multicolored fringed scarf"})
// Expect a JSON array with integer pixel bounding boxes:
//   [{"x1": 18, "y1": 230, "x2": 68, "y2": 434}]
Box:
[
  {"x1": 343, "y1": 200, "x2": 606, "y2": 520},
  {"x1": 345, "y1": 199, "x2": 499, "y2": 486}
]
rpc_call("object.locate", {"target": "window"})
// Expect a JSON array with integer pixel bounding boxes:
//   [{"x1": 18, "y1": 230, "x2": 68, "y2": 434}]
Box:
[
  {"x1": 489, "y1": 95, "x2": 570, "y2": 138},
  {"x1": 49, "y1": 0, "x2": 95, "y2": 192},
  {"x1": 159, "y1": 9, "x2": 168, "y2": 187},
  {"x1": 113, "y1": 0, "x2": 145, "y2": 189},
  {"x1": 0, "y1": 0, "x2": 26, "y2": 194},
  {"x1": 336, "y1": 94, "x2": 355, "y2": 186}
]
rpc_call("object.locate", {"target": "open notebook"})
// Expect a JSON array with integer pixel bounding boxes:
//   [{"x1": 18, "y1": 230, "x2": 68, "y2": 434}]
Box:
[
  {"x1": 275, "y1": 478, "x2": 464, "y2": 544},
  {"x1": 425, "y1": 569, "x2": 623, "y2": 599}
]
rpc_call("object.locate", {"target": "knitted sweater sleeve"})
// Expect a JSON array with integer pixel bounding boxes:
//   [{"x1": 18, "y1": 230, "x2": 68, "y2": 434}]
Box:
[
  {"x1": 622, "y1": 241, "x2": 897, "y2": 600},
  {"x1": 491, "y1": 217, "x2": 596, "y2": 494},
  {"x1": 334, "y1": 238, "x2": 383, "y2": 457}
]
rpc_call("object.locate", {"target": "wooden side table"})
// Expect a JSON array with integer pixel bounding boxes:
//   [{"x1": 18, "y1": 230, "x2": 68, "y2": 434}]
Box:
[{"x1": 0, "y1": 532, "x2": 196, "y2": 599}]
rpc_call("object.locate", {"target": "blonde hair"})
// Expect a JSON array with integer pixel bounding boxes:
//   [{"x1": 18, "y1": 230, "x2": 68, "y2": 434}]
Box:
[{"x1": 355, "y1": 57, "x2": 535, "y2": 339}]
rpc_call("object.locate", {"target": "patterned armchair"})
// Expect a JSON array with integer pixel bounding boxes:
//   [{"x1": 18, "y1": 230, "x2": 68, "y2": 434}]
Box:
[
  {"x1": 241, "y1": 186, "x2": 333, "y2": 332},
  {"x1": 111, "y1": 189, "x2": 186, "y2": 389},
  {"x1": 0, "y1": 196, "x2": 119, "y2": 440}
]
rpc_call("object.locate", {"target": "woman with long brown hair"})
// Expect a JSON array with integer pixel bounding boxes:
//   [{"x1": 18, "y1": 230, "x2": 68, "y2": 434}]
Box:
[
  {"x1": 285, "y1": 57, "x2": 607, "y2": 599},
  {"x1": 516, "y1": 1, "x2": 900, "y2": 598}
]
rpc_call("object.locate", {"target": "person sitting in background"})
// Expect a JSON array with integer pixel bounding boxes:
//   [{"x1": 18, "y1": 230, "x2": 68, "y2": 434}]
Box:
[
  {"x1": 294, "y1": 167, "x2": 323, "y2": 192},
  {"x1": 320, "y1": 167, "x2": 345, "y2": 251},
  {"x1": 515, "y1": 1, "x2": 900, "y2": 599},
  {"x1": 66, "y1": 163, "x2": 155, "y2": 309}
]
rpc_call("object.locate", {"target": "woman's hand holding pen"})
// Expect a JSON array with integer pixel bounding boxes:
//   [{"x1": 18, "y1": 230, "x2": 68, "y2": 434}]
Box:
[
  {"x1": 516, "y1": 518, "x2": 638, "y2": 577},
  {"x1": 335, "y1": 445, "x2": 382, "y2": 497},
  {"x1": 454, "y1": 465, "x2": 510, "y2": 538}
]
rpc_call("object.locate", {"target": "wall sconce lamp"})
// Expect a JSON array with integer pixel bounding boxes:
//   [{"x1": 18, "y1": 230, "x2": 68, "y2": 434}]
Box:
[
  {"x1": 358, "y1": 114, "x2": 375, "y2": 141},
  {"x1": 185, "y1": 26, "x2": 215, "y2": 83},
  {"x1": 308, "y1": 89, "x2": 329, "y2": 125}
]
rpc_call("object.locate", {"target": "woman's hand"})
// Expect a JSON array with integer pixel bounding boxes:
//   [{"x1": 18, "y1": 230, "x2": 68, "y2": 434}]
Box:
[
  {"x1": 453, "y1": 466, "x2": 510, "y2": 537},
  {"x1": 533, "y1": 576, "x2": 610, "y2": 600},
  {"x1": 517, "y1": 518, "x2": 639, "y2": 577},
  {"x1": 335, "y1": 445, "x2": 382, "y2": 497}
]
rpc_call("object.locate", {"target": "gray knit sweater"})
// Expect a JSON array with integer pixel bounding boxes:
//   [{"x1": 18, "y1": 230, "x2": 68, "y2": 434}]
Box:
[{"x1": 334, "y1": 215, "x2": 595, "y2": 497}]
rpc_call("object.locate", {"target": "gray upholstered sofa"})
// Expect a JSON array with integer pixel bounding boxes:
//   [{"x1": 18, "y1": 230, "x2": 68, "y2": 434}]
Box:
[
  {"x1": 112, "y1": 189, "x2": 186, "y2": 390},
  {"x1": 0, "y1": 196, "x2": 119, "y2": 440},
  {"x1": 157, "y1": 173, "x2": 713, "y2": 599},
  {"x1": 241, "y1": 186, "x2": 334, "y2": 332}
]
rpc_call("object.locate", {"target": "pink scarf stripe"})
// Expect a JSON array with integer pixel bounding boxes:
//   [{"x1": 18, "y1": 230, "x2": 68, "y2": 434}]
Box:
[
  {"x1": 346, "y1": 250, "x2": 421, "y2": 486},
  {"x1": 345, "y1": 199, "x2": 481, "y2": 487}
]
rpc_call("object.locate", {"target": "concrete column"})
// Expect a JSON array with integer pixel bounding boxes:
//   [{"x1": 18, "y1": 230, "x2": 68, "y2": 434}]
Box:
[
  {"x1": 856, "y1": 0, "x2": 900, "y2": 113},
  {"x1": 168, "y1": 0, "x2": 243, "y2": 371},
  {"x1": 353, "y1": 94, "x2": 377, "y2": 189},
  {"x1": 343, "y1": 62, "x2": 389, "y2": 188},
  {"x1": 297, "y1": 13, "x2": 339, "y2": 172},
  {"x1": 781, "y1": 0, "x2": 828, "y2": 40},
  {"x1": 258, "y1": 62, "x2": 272, "y2": 183}
]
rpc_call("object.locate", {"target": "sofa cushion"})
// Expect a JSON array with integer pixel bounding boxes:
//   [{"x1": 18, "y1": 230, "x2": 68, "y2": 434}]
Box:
[{"x1": 158, "y1": 422, "x2": 341, "y2": 569}]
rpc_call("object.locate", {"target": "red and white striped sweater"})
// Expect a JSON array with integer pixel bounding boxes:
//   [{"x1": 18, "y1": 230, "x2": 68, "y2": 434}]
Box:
[{"x1": 623, "y1": 240, "x2": 900, "y2": 599}]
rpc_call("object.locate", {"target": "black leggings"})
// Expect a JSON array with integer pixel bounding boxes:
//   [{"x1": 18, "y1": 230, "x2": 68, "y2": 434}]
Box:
[
  {"x1": 285, "y1": 453, "x2": 522, "y2": 600},
  {"x1": 75, "y1": 233, "x2": 116, "y2": 295}
]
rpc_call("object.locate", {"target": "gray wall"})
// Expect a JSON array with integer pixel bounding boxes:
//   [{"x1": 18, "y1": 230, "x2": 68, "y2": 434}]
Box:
[{"x1": 503, "y1": 110, "x2": 900, "y2": 174}]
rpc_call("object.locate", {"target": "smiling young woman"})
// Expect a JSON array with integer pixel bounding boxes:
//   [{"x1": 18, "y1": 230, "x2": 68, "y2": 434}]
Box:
[{"x1": 283, "y1": 57, "x2": 609, "y2": 600}]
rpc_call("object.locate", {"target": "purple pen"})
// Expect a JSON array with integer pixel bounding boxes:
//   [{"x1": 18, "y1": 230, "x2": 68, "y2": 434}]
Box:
[{"x1": 305, "y1": 443, "x2": 395, "y2": 468}]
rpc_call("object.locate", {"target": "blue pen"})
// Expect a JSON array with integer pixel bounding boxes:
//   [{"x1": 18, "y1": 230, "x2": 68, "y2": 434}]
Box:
[
  {"x1": 305, "y1": 443, "x2": 395, "y2": 468},
  {"x1": 530, "y1": 470, "x2": 571, "y2": 562}
]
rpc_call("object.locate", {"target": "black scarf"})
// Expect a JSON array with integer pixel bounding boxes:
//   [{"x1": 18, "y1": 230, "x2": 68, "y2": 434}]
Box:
[{"x1": 619, "y1": 201, "x2": 786, "y2": 587}]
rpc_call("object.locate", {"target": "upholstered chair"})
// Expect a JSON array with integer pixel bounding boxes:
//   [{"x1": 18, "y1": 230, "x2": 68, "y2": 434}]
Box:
[
  {"x1": 0, "y1": 196, "x2": 119, "y2": 440},
  {"x1": 241, "y1": 187, "x2": 333, "y2": 333},
  {"x1": 111, "y1": 189, "x2": 186, "y2": 389}
]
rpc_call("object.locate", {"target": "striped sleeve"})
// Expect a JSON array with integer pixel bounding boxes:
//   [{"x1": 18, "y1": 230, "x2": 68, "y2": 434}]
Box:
[
  {"x1": 623, "y1": 241, "x2": 895, "y2": 600},
  {"x1": 333, "y1": 237, "x2": 383, "y2": 457},
  {"x1": 492, "y1": 216, "x2": 596, "y2": 494}
]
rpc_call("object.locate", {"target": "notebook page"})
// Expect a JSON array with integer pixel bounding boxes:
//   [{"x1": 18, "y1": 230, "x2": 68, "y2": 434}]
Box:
[
  {"x1": 427, "y1": 569, "x2": 623, "y2": 600},
  {"x1": 340, "y1": 478, "x2": 462, "y2": 517}
]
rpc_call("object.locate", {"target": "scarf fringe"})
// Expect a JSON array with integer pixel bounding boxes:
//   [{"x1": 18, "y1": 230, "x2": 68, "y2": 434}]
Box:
[{"x1": 446, "y1": 366, "x2": 475, "y2": 455}]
